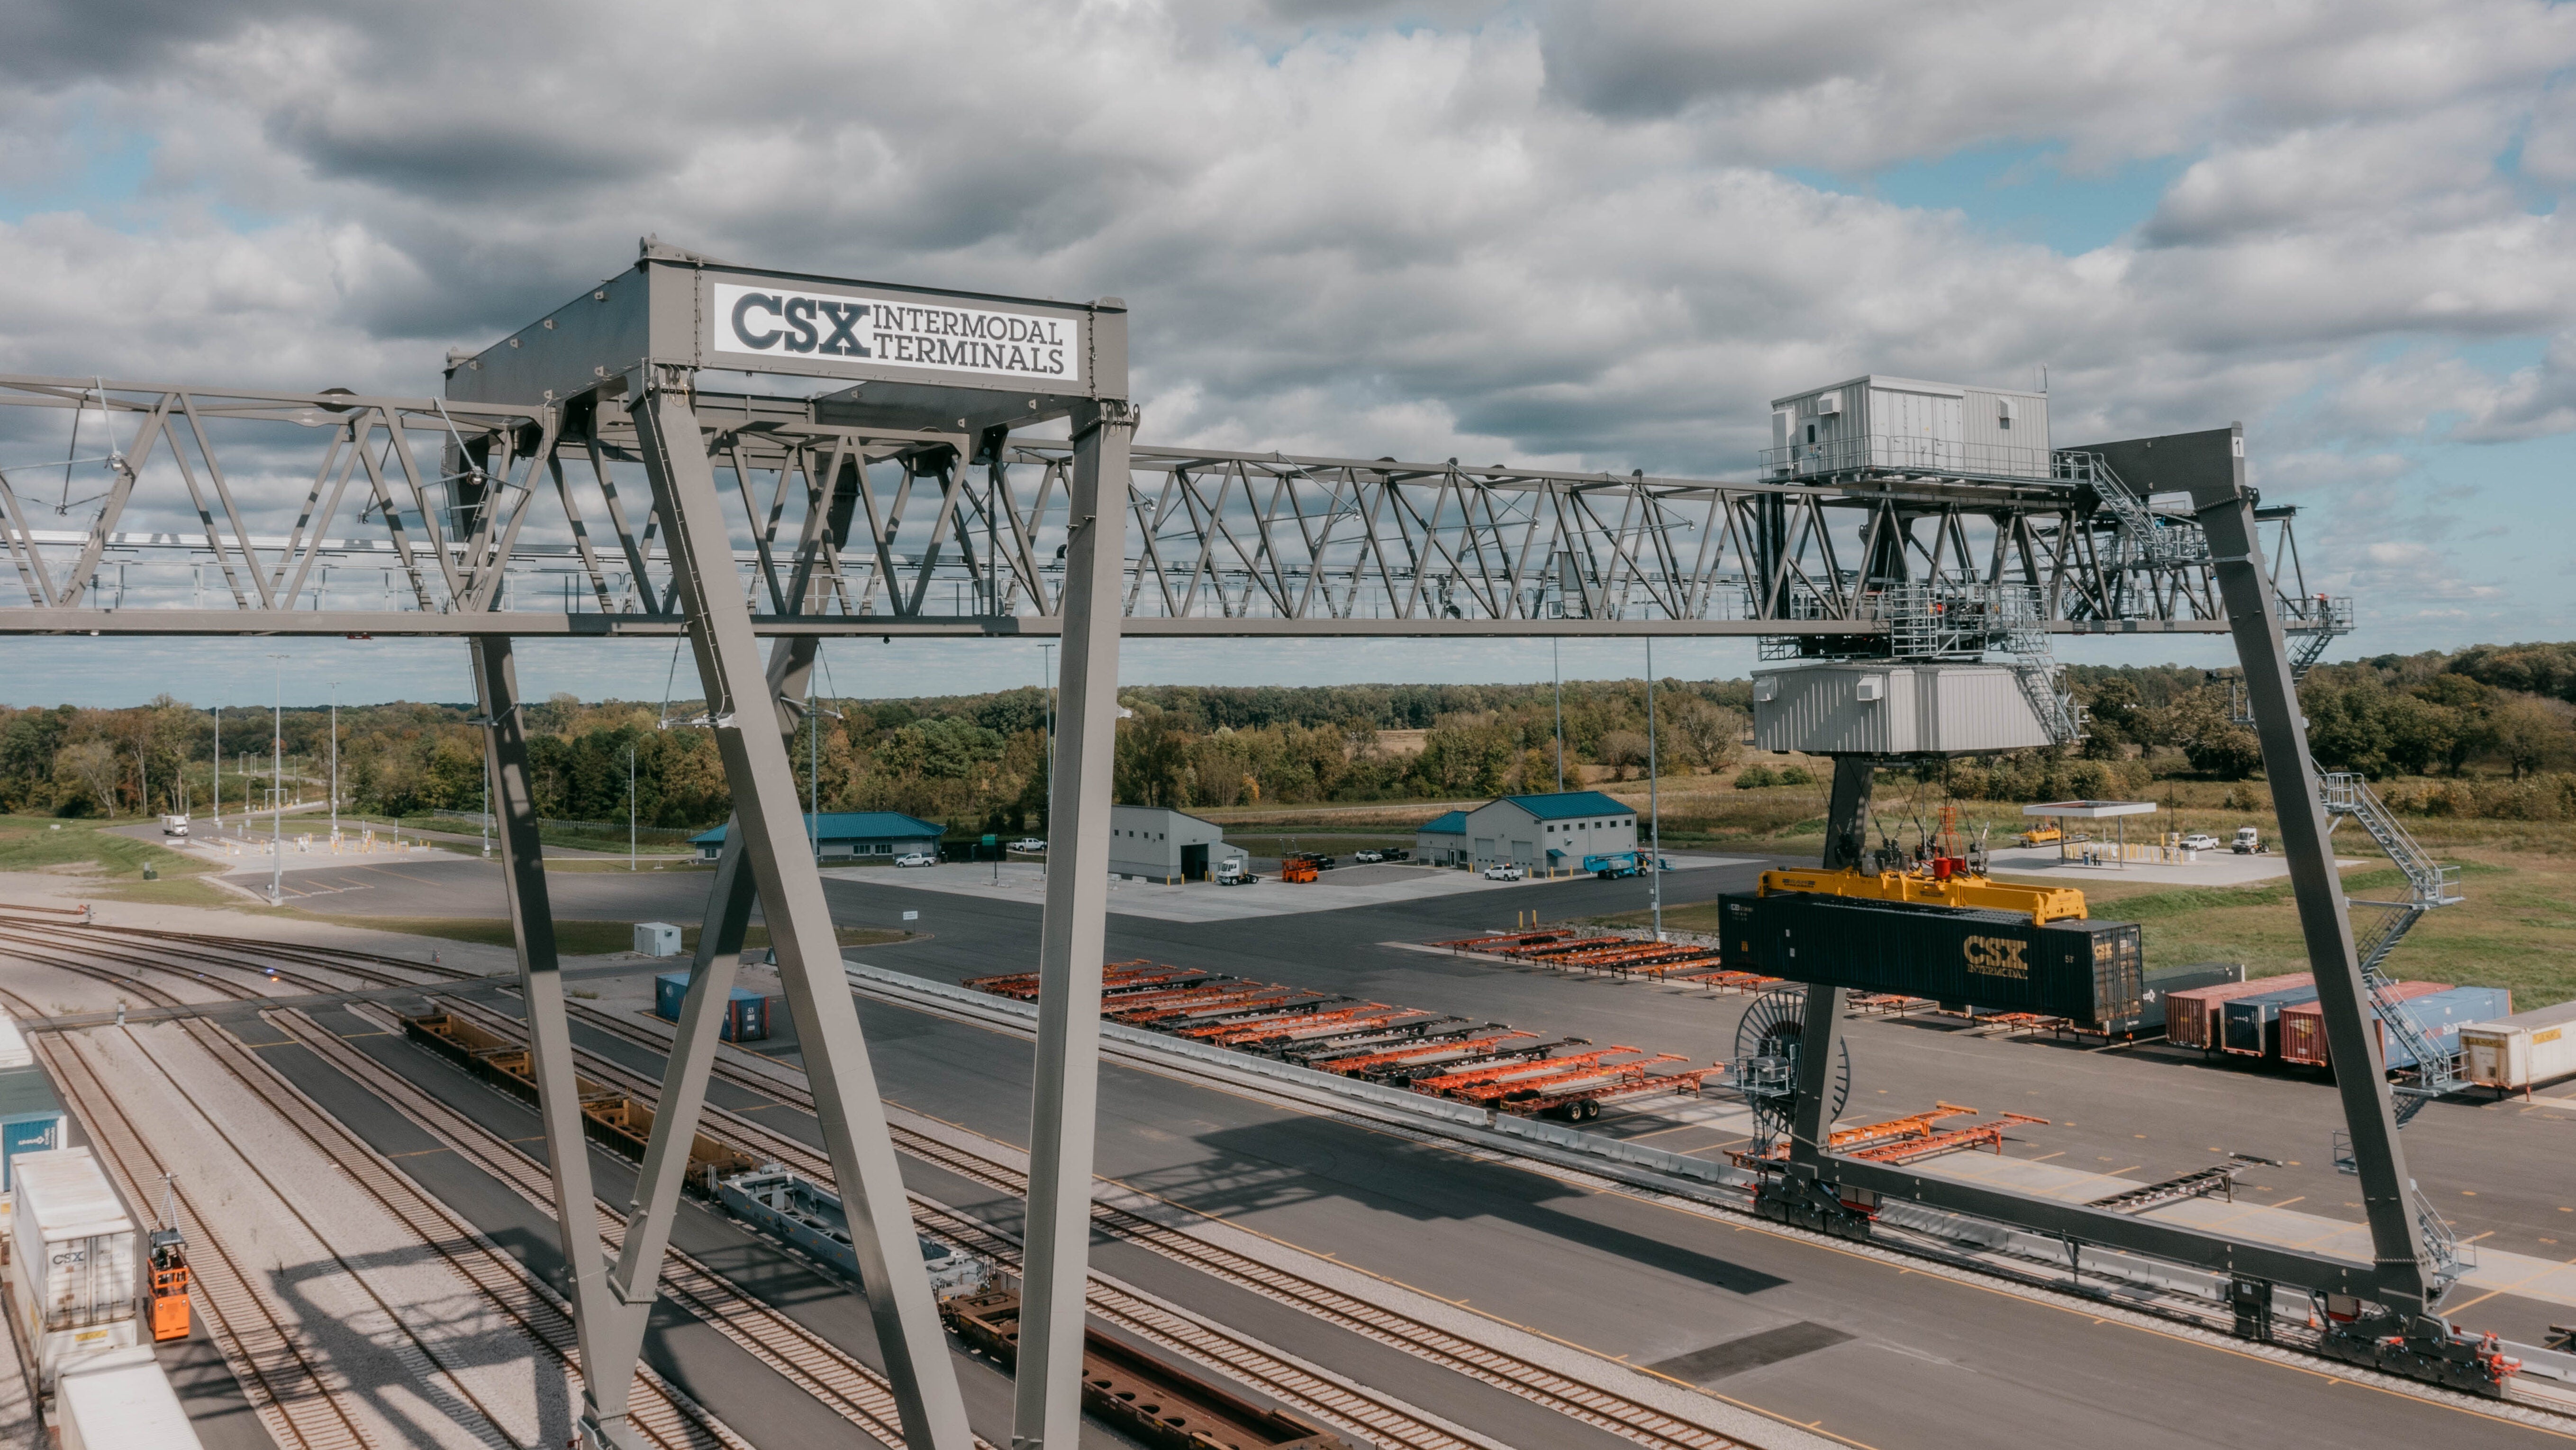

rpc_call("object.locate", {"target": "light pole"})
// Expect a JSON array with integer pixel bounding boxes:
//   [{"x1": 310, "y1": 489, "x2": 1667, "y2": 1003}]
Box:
[
  {"x1": 1552, "y1": 638, "x2": 1564, "y2": 793},
  {"x1": 267, "y1": 654, "x2": 286, "y2": 906},
  {"x1": 627, "y1": 742, "x2": 637, "y2": 873},
  {"x1": 1645, "y1": 636, "x2": 1662, "y2": 942},
  {"x1": 211, "y1": 705, "x2": 222, "y2": 829},
  {"x1": 1038, "y1": 642, "x2": 1057, "y2": 879},
  {"x1": 328, "y1": 681, "x2": 339, "y2": 842}
]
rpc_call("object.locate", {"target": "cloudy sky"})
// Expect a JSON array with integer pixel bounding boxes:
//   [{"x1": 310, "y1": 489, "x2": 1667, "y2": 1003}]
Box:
[{"x1": 4, "y1": 0, "x2": 2573, "y2": 706}]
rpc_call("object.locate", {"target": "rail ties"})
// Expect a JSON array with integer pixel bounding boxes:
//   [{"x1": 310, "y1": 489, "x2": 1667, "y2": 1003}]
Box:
[{"x1": 451, "y1": 994, "x2": 1756, "y2": 1450}]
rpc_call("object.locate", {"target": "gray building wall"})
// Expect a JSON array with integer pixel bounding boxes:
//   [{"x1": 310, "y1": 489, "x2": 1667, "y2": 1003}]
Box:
[{"x1": 1108, "y1": 805, "x2": 1233, "y2": 883}]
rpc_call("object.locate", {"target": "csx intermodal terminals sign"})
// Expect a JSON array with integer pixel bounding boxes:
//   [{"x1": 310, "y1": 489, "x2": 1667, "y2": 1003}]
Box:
[
  {"x1": 710, "y1": 283, "x2": 1082, "y2": 385},
  {"x1": 1962, "y1": 935, "x2": 2030, "y2": 980}
]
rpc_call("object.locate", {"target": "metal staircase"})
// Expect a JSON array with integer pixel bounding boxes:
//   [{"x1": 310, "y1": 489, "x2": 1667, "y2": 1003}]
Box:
[
  {"x1": 1993, "y1": 585, "x2": 2086, "y2": 747},
  {"x1": 2320, "y1": 772, "x2": 2466, "y2": 1123},
  {"x1": 2059, "y1": 452, "x2": 2208, "y2": 569}
]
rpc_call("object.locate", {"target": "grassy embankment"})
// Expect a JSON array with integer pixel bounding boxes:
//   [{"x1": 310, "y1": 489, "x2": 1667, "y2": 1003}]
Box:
[{"x1": 0, "y1": 815, "x2": 238, "y2": 907}]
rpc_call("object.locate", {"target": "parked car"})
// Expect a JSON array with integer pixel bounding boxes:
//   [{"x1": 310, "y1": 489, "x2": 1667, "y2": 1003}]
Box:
[
  {"x1": 1381, "y1": 847, "x2": 1410, "y2": 862},
  {"x1": 894, "y1": 852, "x2": 936, "y2": 867},
  {"x1": 1010, "y1": 838, "x2": 1047, "y2": 853},
  {"x1": 1352, "y1": 849, "x2": 1384, "y2": 863},
  {"x1": 2179, "y1": 832, "x2": 2221, "y2": 851},
  {"x1": 1481, "y1": 864, "x2": 1526, "y2": 881}
]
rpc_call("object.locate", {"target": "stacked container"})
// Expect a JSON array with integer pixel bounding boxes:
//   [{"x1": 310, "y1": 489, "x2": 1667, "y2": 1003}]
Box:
[
  {"x1": 10, "y1": 1148, "x2": 139, "y2": 1389},
  {"x1": 2221, "y1": 981, "x2": 2322, "y2": 1058},
  {"x1": 55, "y1": 1345, "x2": 203, "y2": 1450},
  {"x1": 2278, "y1": 981, "x2": 2452, "y2": 1068},
  {"x1": 653, "y1": 973, "x2": 776, "y2": 1042},
  {"x1": 2376, "y1": 986, "x2": 2513, "y2": 1071},
  {"x1": 2138, "y1": 963, "x2": 2244, "y2": 1033},
  {"x1": 2168, "y1": 975, "x2": 2310, "y2": 1050},
  {"x1": 2461, "y1": 999, "x2": 2576, "y2": 1097},
  {"x1": 0, "y1": 1015, "x2": 65, "y2": 1209}
]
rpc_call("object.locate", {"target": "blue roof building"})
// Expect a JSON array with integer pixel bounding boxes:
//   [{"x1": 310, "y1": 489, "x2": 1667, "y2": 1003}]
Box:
[
  {"x1": 1417, "y1": 790, "x2": 1638, "y2": 870},
  {"x1": 692, "y1": 811, "x2": 945, "y2": 862}
]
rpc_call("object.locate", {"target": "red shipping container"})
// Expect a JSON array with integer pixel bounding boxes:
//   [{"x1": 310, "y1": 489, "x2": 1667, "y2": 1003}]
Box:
[
  {"x1": 2168, "y1": 974, "x2": 2311, "y2": 1049},
  {"x1": 2277, "y1": 981, "x2": 2451, "y2": 1067}
]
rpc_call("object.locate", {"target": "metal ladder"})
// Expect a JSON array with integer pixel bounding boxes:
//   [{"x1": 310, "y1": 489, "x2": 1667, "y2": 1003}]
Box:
[
  {"x1": 1992, "y1": 584, "x2": 2086, "y2": 746},
  {"x1": 2320, "y1": 772, "x2": 2465, "y2": 1123}
]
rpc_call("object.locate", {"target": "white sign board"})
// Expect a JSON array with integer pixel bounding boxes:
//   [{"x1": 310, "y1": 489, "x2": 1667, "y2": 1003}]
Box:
[
  {"x1": 902, "y1": 910, "x2": 918, "y2": 921},
  {"x1": 709, "y1": 283, "x2": 1082, "y2": 385}
]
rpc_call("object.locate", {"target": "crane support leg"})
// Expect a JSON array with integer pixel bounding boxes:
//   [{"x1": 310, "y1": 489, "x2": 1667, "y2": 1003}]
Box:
[
  {"x1": 466, "y1": 636, "x2": 628, "y2": 1437},
  {"x1": 2184, "y1": 428, "x2": 2435, "y2": 1322},
  {"x1": 581, "y1": 636, "x2": 820, "y2": 1449},
  {"x1": 1011, "y1": 384, "x2": 1137, "y2": 1450},
  {"x1": 627, "y1": 380, "x2": 974, "y2": 1450}
]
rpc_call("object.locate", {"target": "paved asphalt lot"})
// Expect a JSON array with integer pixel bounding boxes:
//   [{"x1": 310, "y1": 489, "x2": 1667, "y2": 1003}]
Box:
[{"x1": 275, "y1": 852, "x2": 2575, "y2": 1447}]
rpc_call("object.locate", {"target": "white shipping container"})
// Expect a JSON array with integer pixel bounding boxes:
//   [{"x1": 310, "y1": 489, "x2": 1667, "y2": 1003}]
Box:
[
  {"x1": 1753, "y1": 662, "x2": 2055, "y2": 755},
  {"x1": 2460, "y1": 998, "x2": 2576, "y2": 1096},
  {"x1": 0, "y1": 1015, "x2": 30, "y2": 1072},
  {"x1": 10, "y1": 1148, "x2": 138, "y2": 1388},
  {"x1": 57, "y1": 1345, "x2": 204, "y2": 1450},
  {"x1": 633, "y1": 921, "x2": 682, "y2": 957}
]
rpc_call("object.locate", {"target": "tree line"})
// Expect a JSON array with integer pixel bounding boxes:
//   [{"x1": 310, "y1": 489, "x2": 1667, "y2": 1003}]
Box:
[{"x1": 3, "y1": 639, "x2": 2569, "y2": 834}]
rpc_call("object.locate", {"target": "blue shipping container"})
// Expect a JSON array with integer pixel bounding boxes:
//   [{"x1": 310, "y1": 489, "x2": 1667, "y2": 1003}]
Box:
[
  {"x1": 0, "y1": 1066, "x2": 65, "y2": 1193},
  {"x1": 2382, "y1": 985, "x2": 2514, "y2": 1070},
  {"x1": 2222, "y1": 983, "x2": 2322, "y2": 1056},
  {"x1": 653, "y1": 973, "x2": 775, "y2": 1042}
]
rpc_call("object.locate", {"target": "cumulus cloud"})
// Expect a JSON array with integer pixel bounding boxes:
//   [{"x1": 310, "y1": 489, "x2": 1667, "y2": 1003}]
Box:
[{"x1": 0, "y1": 0, "x2": 2570, "y2": 679}]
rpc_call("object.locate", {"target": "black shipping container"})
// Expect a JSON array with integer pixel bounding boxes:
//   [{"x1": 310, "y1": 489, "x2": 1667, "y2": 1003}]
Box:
[
  {"x1": 2220, "y1": 982, "x2": 2320, "y2": 1057},
  {"x1": 2139, "y1": 962, "x2": 2245, "y2": 1033},
  {"x1": 1720, "y1": 893, "x2": 2147, "y2": 1030}
]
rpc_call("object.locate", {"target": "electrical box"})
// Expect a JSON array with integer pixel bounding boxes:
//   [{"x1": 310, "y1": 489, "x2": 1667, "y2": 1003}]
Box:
[{"x1": 634, "y1": 921, "x2": 682, "y2": 958}]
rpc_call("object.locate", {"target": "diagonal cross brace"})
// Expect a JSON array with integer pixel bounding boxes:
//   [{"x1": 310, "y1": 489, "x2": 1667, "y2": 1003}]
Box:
[{"x1": 625, "y1": 381, "x2": 973, "y2": 1450}]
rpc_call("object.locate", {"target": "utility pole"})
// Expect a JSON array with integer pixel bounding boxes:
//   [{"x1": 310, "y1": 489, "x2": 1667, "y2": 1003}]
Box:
[
  {"x1": 1552, "y1": 638, "x2": 1564, "y2": 793},
  {"x1": 268, "y1": 655, "x2": 285, "y2": 906},
  {"x1": 628, "y1": 743, "x2": 637, "y2": 873},
  {"x1": 1646, "y1": 637, "x2": 1662, "y2": 942},
  {"x1": 211, "y1": 706, "x2": 221, "y2": 828},
  {"x1": 137, "y1": 746, "x2": 146, "y2": 821},
  {"x1": 328, "y1": 681, "x2": 339, "y2": 842}
]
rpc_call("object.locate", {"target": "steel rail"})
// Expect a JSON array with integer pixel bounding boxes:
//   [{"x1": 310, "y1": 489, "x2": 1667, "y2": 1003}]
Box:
[{"x1": 431, "y1": 993, "x2": 1754, "y2": 1450}]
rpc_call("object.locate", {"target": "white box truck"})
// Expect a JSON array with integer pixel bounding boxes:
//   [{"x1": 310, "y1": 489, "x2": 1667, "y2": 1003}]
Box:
[
  {"x1": 56, "y1": 1345, "x2": 203, "y2": 1450},
  {"x1": 9, "y1": 1148, "x2": 139, "y2": 1389}
]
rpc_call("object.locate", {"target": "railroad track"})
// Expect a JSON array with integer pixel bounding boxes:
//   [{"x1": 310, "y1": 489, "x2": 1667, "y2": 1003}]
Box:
[
  {"x1": 430, "y1": 993, "x2": 1751, "y2": 1450},
  {"x1": 5, "y1": 921, "x2": 1497, "y2": 1450},
  {"x1": 0, "y1": 959, "x2": 745, "y2": 1450}
]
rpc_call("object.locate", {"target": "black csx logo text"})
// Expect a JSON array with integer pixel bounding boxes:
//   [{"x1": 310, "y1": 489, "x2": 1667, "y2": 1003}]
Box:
[
  {"x1": 1962, "y1": 935, "x2": 2030, "y2": 979},
  {"x1": 730, "y1": 292, "x2": 870, "y2": 357}
]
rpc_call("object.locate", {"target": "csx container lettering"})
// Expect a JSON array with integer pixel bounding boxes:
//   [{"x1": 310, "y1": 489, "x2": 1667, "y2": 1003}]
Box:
[{"x1": 1963, "y1": 935, "x2": 2029, "y2": 980}]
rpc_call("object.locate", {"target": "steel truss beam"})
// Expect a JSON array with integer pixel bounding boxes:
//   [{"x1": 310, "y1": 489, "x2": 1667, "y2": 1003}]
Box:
[{"x1": 0, "y1": 372, "x2": 2319, "y2": 638}]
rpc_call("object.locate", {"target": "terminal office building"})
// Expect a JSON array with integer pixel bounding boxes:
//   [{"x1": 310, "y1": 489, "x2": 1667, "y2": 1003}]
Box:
[
  {"x1": 1415, "y1": 790, "x2": 1637, "y2": 870},
  {"x1": 690, "y1": 811, "x2": 945, "y2": 863}
]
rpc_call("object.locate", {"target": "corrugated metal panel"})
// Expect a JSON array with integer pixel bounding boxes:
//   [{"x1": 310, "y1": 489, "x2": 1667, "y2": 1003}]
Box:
[
  {"x1": 1866, "y1": 383, "x2": 1965, "y2": 473},
  {"x1": 2277, "y1": 980, "x2": 2451, "y2": 1067},
  {"x1": 1960, "y1": 385, "x2": 2052, "y2": 478},
  {"x1": 1755, "y1": 663, "x2": 2051, "y2": 755},
  {"x1": 2167, "y1": 974, "x2": 2308, "y2": 1049}
]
